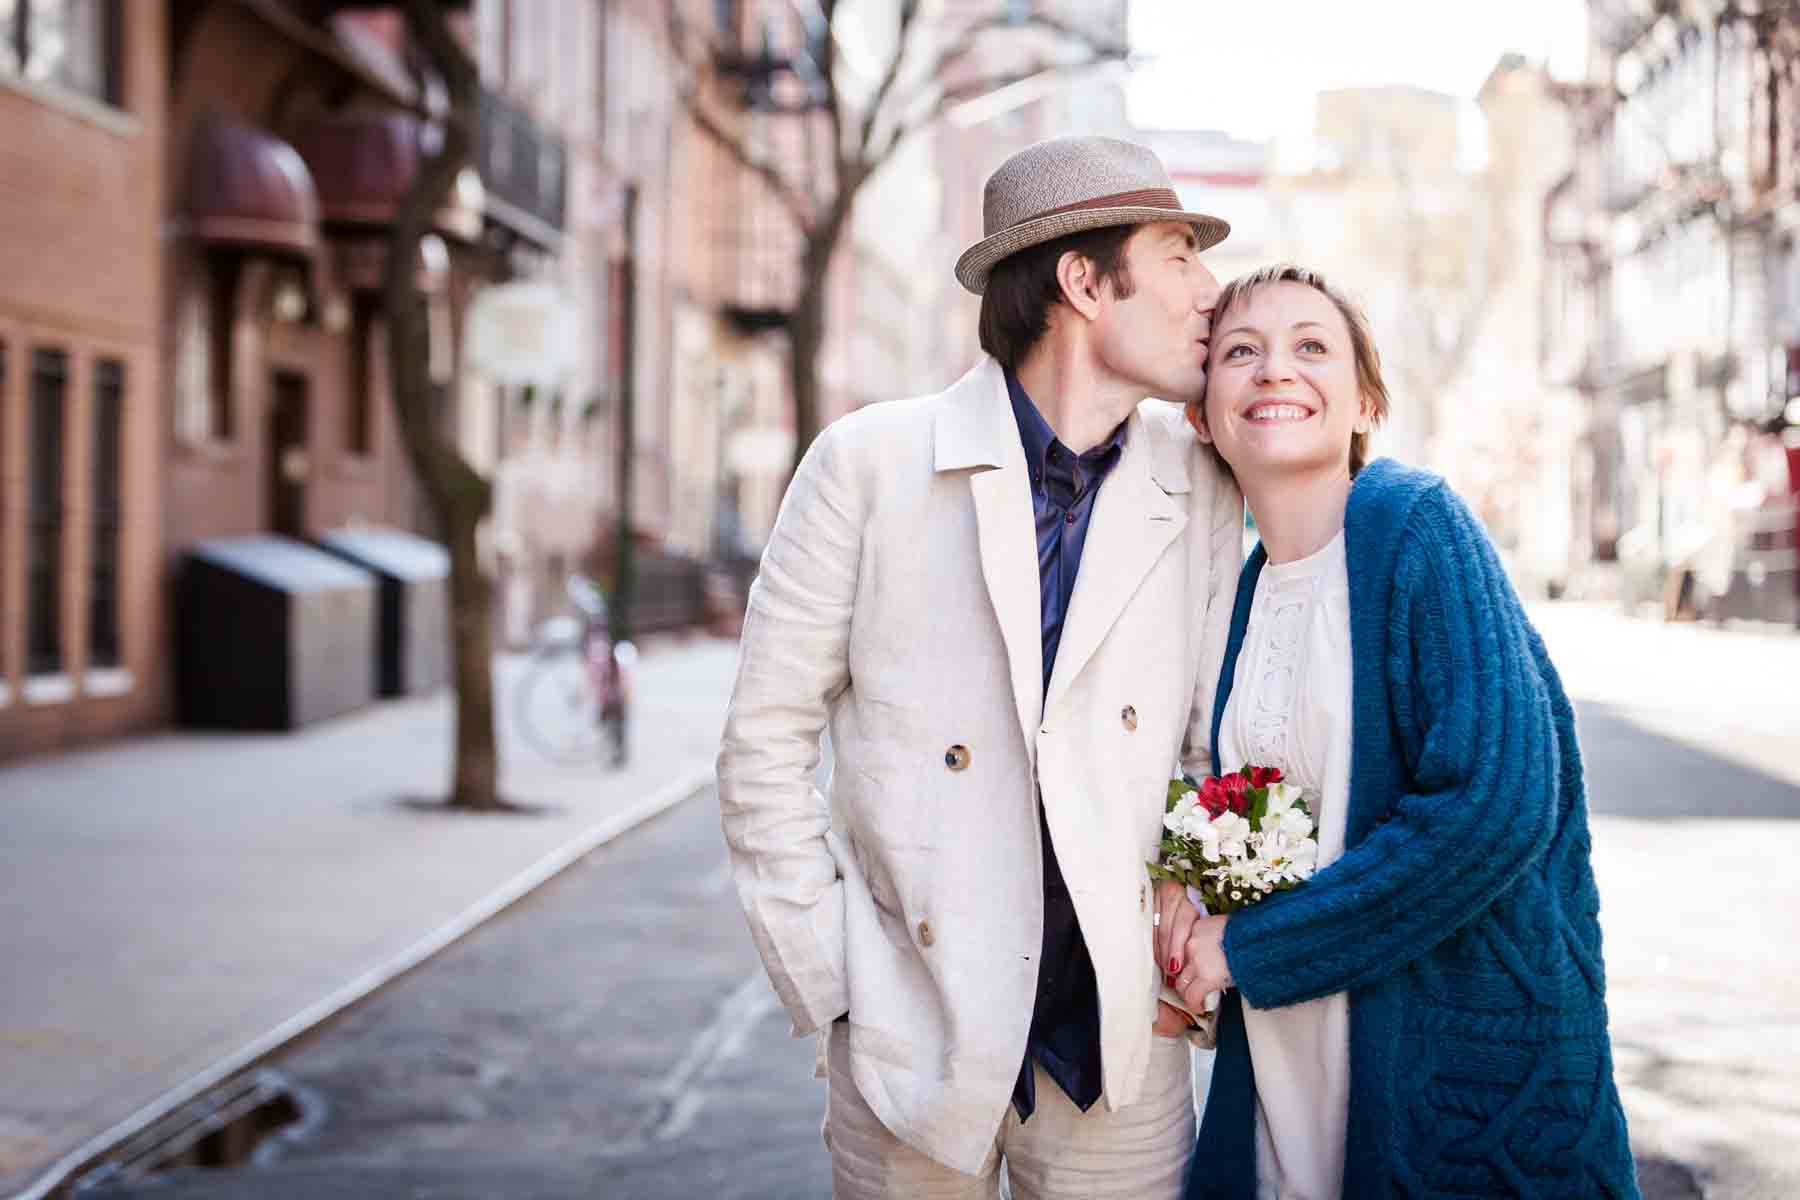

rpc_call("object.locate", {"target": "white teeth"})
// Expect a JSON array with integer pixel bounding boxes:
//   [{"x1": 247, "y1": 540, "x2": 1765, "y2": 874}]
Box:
[{"x1": 1247, "y1": 404, "x2": 1309, "y2": 422}]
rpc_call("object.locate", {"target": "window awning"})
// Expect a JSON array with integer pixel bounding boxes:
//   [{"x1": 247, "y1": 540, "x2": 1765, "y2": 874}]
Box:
[
  {"x1": 294, "y1": 111, "x2": 483, "y2": 243},
  {"x1": 185, "y1": 116, "x2": 321, "y2": 258}
]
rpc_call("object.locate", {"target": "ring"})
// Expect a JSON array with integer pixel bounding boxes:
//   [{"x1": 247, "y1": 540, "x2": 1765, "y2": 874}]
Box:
[{"x1": 1153, "y1": 912, "x2": 1161, "y2": 928}]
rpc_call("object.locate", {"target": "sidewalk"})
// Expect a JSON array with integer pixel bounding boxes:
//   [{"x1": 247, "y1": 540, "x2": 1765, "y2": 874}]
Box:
[{"x1": 0, "y1": 637, "x2": 740, "y2": 1197}]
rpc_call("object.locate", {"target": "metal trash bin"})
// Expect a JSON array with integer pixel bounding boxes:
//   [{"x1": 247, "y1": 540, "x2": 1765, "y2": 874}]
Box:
[
  {"x1": 176, "y1": 536, "x2": 377, "y2": 730},
  {"x1": 315, "y1": 526, "x2": 451, "y2": 698}
]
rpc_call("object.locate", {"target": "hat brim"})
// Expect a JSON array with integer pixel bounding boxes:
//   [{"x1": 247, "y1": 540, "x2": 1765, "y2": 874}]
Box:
[{"x1": 955, "y1": 207, "x2": 1230, "y2": 295}]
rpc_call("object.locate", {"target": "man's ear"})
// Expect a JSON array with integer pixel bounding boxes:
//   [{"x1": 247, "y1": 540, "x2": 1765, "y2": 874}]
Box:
[{"x1": 1057, "y1": 250, "x2": 1105, "y2": 321}]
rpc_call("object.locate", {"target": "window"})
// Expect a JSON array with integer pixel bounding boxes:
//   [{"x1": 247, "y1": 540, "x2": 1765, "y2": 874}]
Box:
[
  {"x1": 347, "y1": 295, "x2": 376, "y2": 455},
  {"x1": 89, "y1": 358, "x2": 122, "y2": 670},
  {"x1": 0, "y1": 0, "x2": 122, "y2": 107},
  {"x1": 27, "y1": 348, "x2": 66, "y2": 678}
]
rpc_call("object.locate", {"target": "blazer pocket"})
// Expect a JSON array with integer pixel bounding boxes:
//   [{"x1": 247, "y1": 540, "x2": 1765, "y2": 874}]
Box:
[{"x1": 849, "y1": 832, "x2": 906, "y2": 919}]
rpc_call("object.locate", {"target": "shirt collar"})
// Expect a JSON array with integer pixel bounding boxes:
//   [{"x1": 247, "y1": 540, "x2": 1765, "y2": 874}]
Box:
[{"x1": 1004, "y1": 368, "x2": 1128, "y2": 474}]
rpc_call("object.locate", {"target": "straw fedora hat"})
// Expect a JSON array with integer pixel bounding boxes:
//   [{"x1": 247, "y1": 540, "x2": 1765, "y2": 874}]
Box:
[{"x1": 954, "y1": 135, "x2": 1229, "y2": 295}]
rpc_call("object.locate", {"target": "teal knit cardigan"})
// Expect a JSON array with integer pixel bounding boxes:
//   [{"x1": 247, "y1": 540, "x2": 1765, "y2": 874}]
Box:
[{"x1": 1186, "y1": 459, "x2": 1638, "y2": 1199}]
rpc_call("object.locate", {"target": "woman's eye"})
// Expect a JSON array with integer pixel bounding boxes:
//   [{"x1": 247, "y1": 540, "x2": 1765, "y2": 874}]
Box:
[
  {"x1": 1222, "y1": 344, "x2": 1254, "y2": 360},
  {"x1": 1299, "y1": 339, "x2": 1327, "y2": 354}
]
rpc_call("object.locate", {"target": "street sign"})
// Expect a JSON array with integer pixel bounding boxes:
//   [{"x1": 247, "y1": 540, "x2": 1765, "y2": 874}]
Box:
[{"x1": 463, "y1": 280, "x2": 582, "y2": 386}]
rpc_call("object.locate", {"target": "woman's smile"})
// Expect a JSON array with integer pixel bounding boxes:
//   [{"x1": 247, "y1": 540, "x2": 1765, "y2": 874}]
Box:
[{"x1": 1243, "y1": 400, "x2": 1316, "y2": 423}]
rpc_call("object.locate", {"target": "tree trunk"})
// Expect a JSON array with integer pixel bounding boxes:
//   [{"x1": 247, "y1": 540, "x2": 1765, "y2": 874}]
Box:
[
  {"x1": 787, "y1": 285, "x2": 825, "y2": 477},
  {"x1": 445, "y1": 491, "x2": 497, "y2": 806},
  {"x1": 385, "y1": 1, "x2": 502, "y2": 811},
  {"x1": 787, "y1": 217, "x2": 850, "y2": 474}
]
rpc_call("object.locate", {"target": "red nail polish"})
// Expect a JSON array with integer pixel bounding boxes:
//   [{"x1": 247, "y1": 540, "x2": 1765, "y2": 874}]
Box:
[{"x1": 1168, "y1": 957, "x2": 1179, "y2": 973}]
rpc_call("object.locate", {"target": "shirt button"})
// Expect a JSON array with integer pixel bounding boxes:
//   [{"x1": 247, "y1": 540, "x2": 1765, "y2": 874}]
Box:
[
  {"x1": 918, "y1": 920, "x2": 936, "y2": 947},
  {"x1": 1065, "y1": 512, "x2": 1077, "y2": 525},
  {"x1": 945, "y1": 745, "x2": 971, "y2": 771}
]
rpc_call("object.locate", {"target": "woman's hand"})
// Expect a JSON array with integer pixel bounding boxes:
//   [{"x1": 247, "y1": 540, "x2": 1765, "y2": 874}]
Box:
[
  {"x1": 1174, "y1": 915, "x2": 1233, "y2": 1015},
  {"x1": 1154, "y1": 879, "x2": 1201, "y2": 983}
]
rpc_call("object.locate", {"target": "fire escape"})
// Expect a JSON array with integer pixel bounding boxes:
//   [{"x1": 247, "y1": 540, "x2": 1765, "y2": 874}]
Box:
[{"x1": 707, "y1": 0, "x2": 831, "y2": 335}]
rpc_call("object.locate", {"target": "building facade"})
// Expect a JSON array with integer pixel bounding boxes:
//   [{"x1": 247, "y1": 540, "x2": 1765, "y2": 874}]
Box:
[
  {"x1": 1545, "y1": 2, "x2": 1800, "y2": 622},
  {"x1": 1, "y1": 0, "x2": 167, "y2": 758}
]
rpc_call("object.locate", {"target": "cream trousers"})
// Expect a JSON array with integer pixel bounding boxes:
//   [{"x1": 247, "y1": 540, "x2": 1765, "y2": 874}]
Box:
[{"x1": 823, "y1": 1023, "x2": 1196, "y2": 1200}]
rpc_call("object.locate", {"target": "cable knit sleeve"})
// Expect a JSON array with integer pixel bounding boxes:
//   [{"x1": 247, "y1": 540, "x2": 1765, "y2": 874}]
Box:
[{"x1": 1221, "y1": 483, "x2": 1559, "y2": 1010}]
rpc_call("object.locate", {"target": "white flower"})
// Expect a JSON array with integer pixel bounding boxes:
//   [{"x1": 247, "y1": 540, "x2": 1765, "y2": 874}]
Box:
[
  {"x1": 1211, "y1": 812, "x2": 1252, "y2": 860},
  {"x1": 1179, "y1": 808, "x2": 1215, "y2": 840},
  {"x1": 1191, "y1": 819, "x2": 1222, "y2": 861},
  {"x1": 1263, "y1": 781, "x2": 1297, "y2": 816},
  {"x1": 1164, "y1": 795, "x2": 1198, "y2": 834},
  {"x1": 1274, "y1": 806, "x2": 1315, "y2": 841}
]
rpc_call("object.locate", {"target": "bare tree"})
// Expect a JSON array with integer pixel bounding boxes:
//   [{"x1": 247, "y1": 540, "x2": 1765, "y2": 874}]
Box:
[
  {"x1": 668, "y1": 2, "x2": 1130, "y2": 472},
  {"x1": 384, "y1": 1, "x2": 503, "y2": 811}
]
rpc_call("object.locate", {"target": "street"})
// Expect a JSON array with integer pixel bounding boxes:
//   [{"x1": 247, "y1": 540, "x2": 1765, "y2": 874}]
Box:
[{"x1": 70, "y1": 607, "x2": 1800, "y2": 1198}]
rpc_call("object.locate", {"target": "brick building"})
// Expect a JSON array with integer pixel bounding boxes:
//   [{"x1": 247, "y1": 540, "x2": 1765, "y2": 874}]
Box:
[{"x1": 1, "y1": 0, "x2": 167, "y2": 758}]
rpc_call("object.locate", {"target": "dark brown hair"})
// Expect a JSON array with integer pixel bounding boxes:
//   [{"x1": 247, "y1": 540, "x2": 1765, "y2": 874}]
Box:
[
  {"x1": 1207, "y1": 263, "x2": 1391, "y2": 476},
  {"x1": 977, "y1": 224, "x2": 1139, "y2": 369}
]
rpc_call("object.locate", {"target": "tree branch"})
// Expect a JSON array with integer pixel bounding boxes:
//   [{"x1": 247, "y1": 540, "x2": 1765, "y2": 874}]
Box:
[
  {"x1": 871, "y1": 52, "x2": 1125, "y2": 168},
  {"x1": 866, "y1": 11, "x2": 1129, "y2": 165},
  {"x1": 680, "y1": 93, "x2": 816, "y2": 229},
  {"x1": 663, "y1": 3, "x2": 815, "y2": 232},
  {"x1": 856, "y1": 0, "x2": 923, "y2": 158}
]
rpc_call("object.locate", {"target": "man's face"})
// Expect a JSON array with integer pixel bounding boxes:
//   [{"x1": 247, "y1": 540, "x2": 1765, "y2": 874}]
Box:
[{"x1": 1088, "y1": 221, "x2": 1221, "y2": 404}]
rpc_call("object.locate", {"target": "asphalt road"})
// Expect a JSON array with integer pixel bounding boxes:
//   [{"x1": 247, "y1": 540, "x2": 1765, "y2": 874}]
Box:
[{"x1": 83, "y1": 611, "x2": 1800, "y2": 1199}]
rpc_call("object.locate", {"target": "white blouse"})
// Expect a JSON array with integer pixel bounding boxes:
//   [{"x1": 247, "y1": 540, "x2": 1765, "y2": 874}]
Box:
[{"x1": 1217, "y1": 529, "x2": 1353, "y2": 1200}]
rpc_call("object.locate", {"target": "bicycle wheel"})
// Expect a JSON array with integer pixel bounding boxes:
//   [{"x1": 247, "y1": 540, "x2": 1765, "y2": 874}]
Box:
[{"x1": 515, "y1": 643, "x2": 604, "y2": 764}]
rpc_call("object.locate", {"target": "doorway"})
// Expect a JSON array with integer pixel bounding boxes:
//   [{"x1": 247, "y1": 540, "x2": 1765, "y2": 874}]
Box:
[{"x1": 268, "y1": 370, "x2": 309, "y2": 538}]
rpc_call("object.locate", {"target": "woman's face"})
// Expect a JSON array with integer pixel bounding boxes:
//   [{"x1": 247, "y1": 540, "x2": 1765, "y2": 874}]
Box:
[{"x1": 1194, "y1": 281, "x2": 1367, "y2": 483}]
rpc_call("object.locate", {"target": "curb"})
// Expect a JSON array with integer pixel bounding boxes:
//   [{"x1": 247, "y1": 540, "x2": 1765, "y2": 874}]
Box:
[{"x1": 11, "y1": 762, "x2": 717, "y2": 1200}]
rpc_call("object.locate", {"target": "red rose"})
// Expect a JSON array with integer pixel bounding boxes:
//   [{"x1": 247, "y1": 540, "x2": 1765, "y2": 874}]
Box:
[
  {"x1": 1197, "y1": 776, "x2": 1229, "y2": 818},
  {"x1": 1221, "y1": 772, "x2": 1250, "y2": 814},
  {"x1": 1249, "y1": 765, "x2": 1284, "y2": 788}
]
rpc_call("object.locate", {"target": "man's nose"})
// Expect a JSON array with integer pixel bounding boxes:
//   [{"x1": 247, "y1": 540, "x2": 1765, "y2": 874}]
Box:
[
  {"x1": 1192, "y1": 285, "x2": 1219, "y2": 317},
  {"x1": 1191, "y1": 265, "x2": 1221, "y2": 314}
]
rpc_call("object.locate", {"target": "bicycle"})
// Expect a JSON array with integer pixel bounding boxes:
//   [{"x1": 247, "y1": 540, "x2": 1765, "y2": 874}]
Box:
[{"x1": 514, "y1": 574, "x2": 635, "y2": 766}]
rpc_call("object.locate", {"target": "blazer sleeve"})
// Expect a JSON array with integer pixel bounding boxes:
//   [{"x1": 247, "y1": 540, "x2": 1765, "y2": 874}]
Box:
[
  {"x1": 716, "y1": 420, "x2": 863, "y2": 1036},
  {"x1": 1181, "y1": 459, "x2": 1245, "y2": 782},
  {"x1": 1222, "y1": 485, "x2": 1560, "y2": 1010}
]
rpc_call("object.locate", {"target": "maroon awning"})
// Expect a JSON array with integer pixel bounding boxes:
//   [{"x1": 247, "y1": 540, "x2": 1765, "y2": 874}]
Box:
[
  {"x1": 294, "y1": 111, "x2": 482, "y2": 243},
  {"x1": 185, "y1": 116, "x2": 321, "y2": 258}
]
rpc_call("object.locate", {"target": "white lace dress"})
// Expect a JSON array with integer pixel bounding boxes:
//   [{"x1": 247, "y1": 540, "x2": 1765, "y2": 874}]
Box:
[{"x1": 1216, "y1": 530, "x2": 1353, "y2": 1200}]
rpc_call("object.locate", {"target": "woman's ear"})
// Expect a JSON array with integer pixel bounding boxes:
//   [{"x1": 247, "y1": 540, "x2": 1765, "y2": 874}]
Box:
[{"x1": 1187, "y1": 397, "x2": 1212, "y2": 443}]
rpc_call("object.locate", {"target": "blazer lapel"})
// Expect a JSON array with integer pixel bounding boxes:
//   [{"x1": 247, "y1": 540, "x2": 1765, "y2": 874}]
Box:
[
  {"x1": 1044, "y1": 405, "x2": 1188, "y2": 711},
  {"x1": 935, "y1": 359, "x2": 1043, "y2": 753}
]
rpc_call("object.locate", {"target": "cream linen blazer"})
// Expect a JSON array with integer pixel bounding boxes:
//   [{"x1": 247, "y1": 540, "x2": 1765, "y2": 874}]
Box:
[{"x1": 717, "y1": 357, "x2": 1242, "y2": 1174}]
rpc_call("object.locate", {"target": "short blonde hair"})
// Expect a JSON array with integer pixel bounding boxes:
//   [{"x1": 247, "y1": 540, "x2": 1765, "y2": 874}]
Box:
[{"x1": 1210, "y1": 264, "x2": 1390, "y2": 475}]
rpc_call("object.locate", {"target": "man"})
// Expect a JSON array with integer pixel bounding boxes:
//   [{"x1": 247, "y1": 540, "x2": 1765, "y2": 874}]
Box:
[{"x1": 717, "y1": 136, "x2": 1243, "y2": 1198}]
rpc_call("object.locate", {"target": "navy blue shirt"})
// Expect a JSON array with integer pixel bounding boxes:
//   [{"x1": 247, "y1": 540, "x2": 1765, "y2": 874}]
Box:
[{"x1": 1005, "y1": 369, "x2": 1126, "y2": 1121}]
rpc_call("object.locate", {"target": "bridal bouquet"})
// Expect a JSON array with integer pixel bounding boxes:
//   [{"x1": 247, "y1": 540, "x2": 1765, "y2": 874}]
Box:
[{"x1": 1147, "y1": 766, "x2": 1319, "y2": 916}]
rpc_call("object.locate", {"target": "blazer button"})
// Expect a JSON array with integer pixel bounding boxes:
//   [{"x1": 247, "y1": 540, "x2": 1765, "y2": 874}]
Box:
[
  {"x1": 1121, "y1": 705, "x2": 1138, "y2": 731},
  {"x1": 944, "y1": 745, "x2": 971, "y2": 771},
  {"x1": 918, "y1": 919, "x2": 936, "y2": 947}
]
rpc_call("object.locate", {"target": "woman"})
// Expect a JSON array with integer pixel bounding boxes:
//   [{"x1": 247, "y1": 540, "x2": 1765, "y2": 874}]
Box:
[{"x1": 1156, "y1": 265, "x2": 1638, "y2": 1198}]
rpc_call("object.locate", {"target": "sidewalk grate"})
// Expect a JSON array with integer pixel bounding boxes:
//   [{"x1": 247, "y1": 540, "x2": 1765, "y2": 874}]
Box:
[{"x1": 68, "y1": 1070, "x2": 320, "y2": 1193}]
